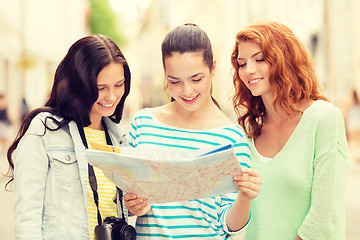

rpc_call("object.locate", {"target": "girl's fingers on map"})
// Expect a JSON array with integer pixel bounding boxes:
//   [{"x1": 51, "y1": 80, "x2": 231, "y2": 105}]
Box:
[
  {"x1": 123, "y1": 193, "x2": 138, "y2": 201},
  {"x1": 124, "y1": 194, "x2": 141, "y2": 208},
  {"x1": 136, "y1": 204, "x2": 152, "y2": 216},
  {"x1": 241, "y1": 167, "x2": 261, "y2": 177},
  {"x1": 238, "y1": 186, "x2": 260, "y2": 199},
  {"x1": 234, "y1": 169, "x2": 262, "y2": 186},
  {"x1": 235, "y1": 180, "x2": 260, "y2": 191},
  {"x1": 233, "y1": 178, "x2": 261, "y2": 200},
  {"x1": 123, "y1": 193, "x2": 151, "y2": 216},
  {"x1": 233, "y1": 169, "x2": 262, "y2": 198},
  {"x1": 130, "y1": 202, "x2": 151, "y2": 216}
]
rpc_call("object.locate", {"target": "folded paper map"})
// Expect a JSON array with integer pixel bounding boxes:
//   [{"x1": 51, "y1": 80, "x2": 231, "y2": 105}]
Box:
[{"x1": 85, "y1": 143, "x2": 242, "y2": 204}]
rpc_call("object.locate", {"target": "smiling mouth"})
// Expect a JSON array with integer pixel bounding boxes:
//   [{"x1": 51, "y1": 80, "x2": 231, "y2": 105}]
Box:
[
  {"x1": 181, "y1": 94, "x2": 199, "y2": 103},
  {"x1": 182, "y1": 96, "x2": 197, "y2": 101},
  {"x1": 98, "y1": 103, "x2": 114, "y2": 107},
  {"x1": 248, "y1": 78, "x2": 263, "y2": 84}
]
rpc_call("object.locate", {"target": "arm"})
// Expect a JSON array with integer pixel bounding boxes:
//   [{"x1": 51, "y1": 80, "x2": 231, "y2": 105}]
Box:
[
  {"x1": 298, "y1": 146, "x2": 348, "y2": 239},
  {"x1": 13, "y1": 118, "x2": 49, "y2": 239},
  {"x1": 298, "y1": 106, "x2": 349, "y2": 240},
  {"x1": 124, "y1": 112, "x2": 152, "y2": 216},
  {"x1": 224, "y1": 129, "x2": 261, "y2": 232},
  {"x1": 226, "y1": 167, "x2": 261, "y2": 231}
]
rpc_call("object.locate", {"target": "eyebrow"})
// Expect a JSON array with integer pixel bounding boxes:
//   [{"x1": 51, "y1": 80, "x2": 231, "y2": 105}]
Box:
[
  {"x1": 167, "y1": 73, "x2": 204, "y2": 80},
  {"x1": 97, "y1": 79, "x2": 125, "y2": 86},
  {"x1": 237, "y1": 51, "x2": 262, "y2": 61}
]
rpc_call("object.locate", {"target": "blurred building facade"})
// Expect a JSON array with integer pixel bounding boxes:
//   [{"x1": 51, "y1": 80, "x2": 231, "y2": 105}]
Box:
[
  {"x1": 0, "y1": 0, "x2": 88, "y2": 125},
  {"x1": 0, "y1": 0, "x2": 359, "y2": 125},
  {"x1": 124, "y1": 0, "x2": 360, "y2": 119}
]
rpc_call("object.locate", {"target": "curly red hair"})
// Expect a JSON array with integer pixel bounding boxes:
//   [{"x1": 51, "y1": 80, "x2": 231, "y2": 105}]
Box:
[{"x1": 231, "y1": 21, "x2": 328, "y2": 138}]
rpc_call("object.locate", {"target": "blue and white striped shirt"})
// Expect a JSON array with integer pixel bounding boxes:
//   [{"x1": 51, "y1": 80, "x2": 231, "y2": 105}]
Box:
[{"x1": 128, "y1": 108, "x2": 251, "y2": 239}]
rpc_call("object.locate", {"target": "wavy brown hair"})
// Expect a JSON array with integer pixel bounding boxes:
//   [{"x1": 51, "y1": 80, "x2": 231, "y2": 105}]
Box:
[{"x1": 231, "y1": 21, "x2": 328, "y2": 138}]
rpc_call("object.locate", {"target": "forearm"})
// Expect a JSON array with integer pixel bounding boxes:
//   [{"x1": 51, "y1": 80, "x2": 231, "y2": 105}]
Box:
[{"x1": 225, "y1": 194, "x2": 251, "y2": 231}]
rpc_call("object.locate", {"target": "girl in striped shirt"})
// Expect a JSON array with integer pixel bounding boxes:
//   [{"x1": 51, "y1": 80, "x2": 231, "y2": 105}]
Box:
[{"x1": 124, "y1": 24, "x2": 261, "y2": 239}]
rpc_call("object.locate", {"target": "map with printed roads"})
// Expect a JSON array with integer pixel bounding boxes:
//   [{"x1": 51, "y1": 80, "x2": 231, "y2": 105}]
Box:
[{"x1": 86, "y1": 144, "x2": 242, "y2": 204}]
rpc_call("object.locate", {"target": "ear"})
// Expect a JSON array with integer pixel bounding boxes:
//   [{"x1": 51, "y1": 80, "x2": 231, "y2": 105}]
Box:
[{"x1": 211, "y1": 60, "x2": 216, "y2": 76}]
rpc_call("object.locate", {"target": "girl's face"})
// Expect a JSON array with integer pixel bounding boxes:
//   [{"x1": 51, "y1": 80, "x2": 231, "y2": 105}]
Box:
[
  {"x1": 164, "y1": 52, "x2": 215, "y2": 113},
  {"x1": 89, "y1": 62, "x2": 125, "y2": 129},
  {"x1": 237, "y1": 41, "x2": 272, "y2": 98}
]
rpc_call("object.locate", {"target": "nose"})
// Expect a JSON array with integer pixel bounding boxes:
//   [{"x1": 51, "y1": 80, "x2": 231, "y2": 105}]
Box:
[
  {"x1": 182, "y1": 81, "x2": 193, "y2": 96},
  {"x1": 106, "y1": 88, "x2": 117, "y2": 102},
  {"x1": 245, "y1": 61, "x2": 256, "y2": 75}
]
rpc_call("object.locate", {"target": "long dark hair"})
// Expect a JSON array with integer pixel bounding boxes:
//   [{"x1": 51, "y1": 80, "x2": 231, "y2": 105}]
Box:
[
  {"x1": 161, "y1": 23, "x2": 220, "y2": 108},
  {"x1": 6, "y1": 34, "x2": 131, "y2": 188}
]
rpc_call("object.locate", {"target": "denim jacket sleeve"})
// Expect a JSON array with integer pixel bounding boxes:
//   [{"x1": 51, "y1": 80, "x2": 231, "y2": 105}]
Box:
[
  {"x1": 14, "y1": 113, "x2": 90, "y2": 240},
  {"x1": 14, "y1": 113, "x2": 51, "y2": 239}
]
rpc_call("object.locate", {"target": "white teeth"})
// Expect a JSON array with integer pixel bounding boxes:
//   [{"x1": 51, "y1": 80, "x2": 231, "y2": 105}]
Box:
[
  {"x1": 183, "y1": 96, "x2": 197, "y2": 101},
  {"x1": 99, "y1": 103, "x2": 113, "y2": 107},
  {"x1": 249, "y1": 78, "x2": 262, "y2": 84}
]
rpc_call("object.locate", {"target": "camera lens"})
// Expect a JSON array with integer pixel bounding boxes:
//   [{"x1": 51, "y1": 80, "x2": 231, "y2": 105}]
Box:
[
  {"x1": 121, "y1": 225, "x2": 136, "y2": 240},
  {"x1": 112, "y1": 224, "x2": 136, "y2": 240}
]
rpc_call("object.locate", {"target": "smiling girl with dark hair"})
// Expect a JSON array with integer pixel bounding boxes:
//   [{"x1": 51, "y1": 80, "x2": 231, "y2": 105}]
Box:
[
  {"x1": 7, "y1": 34, "x2": 131, "y2": 240},
  {"x1": 124, "y1": 23, "x2": 261, "y2": 239}
]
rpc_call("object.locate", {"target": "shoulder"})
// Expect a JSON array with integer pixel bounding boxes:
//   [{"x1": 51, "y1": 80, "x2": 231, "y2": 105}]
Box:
[
  {"x1": 130, "y1": 108, "x2": 154, "y2": 127},
  {"x1": 308, "y1": 101, "x2": 348, "y2": 157},
  {"x1": 309, "y1": 100, "x2": 342, "y2": 116},
  {"x1": 103, "y1": 117, "x2": 127, "y2": 139},
  {"x1": 129, "y1": 108, "x2": 160, "y2": 132},
  {"x1": 213, "y1": 110, "x2": 233, "y2": 125},
  {"x1": 27, "y1": 112, "x2": 63, "y2": 134},
  {"x1": 223, "y1": 123, "x2": 248, "y2": 138},
  {"x1": 132, "y1": 104, "x2": 172, "y2": 123},
  {"x1": 304, "y1": 100, "x2": 344, "y2": 126},
  {"x1": 148, "y1": 104, "x2": 174, "y2": 120},
  {"x1": 132, "y1": 108, "x2": 152, "y2": 119}
]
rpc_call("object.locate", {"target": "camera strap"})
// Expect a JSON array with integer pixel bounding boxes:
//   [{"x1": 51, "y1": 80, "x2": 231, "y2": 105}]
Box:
[{"x1": 77, "y1": 118, "x2": 125, "y2": 226}]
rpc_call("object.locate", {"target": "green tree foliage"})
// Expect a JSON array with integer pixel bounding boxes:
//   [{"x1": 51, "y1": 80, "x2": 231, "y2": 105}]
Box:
[{"x1": 89, "y1": 0, "x2": 127, "y2": 46}]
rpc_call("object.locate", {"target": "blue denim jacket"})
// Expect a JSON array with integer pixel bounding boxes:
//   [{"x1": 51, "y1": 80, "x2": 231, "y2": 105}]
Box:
[{"x1": 13, "y1": 112, "x2": 129, "y2": 239}]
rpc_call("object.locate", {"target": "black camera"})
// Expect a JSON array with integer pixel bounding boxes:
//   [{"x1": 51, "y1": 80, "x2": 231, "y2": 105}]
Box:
[{"x1": 94, "y1": 216, "x2": 136, "y2": 240}]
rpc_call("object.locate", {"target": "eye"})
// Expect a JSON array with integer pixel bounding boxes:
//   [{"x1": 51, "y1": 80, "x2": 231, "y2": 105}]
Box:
[
  {"x1": 169, "y1": 80, "x2": 180, "y2": 85},
  {"x1": 98, "y1": 86, "x2": 105, "y2": 91},
  {"x1": 192, "y1": 78, "x2": 202, "y2": 82},
  {"x1": 239, "y1": 63, "x2": 246, "y2": 68},
  {"x1": 256, "y1": 58, "x2": 265, "y2": 62},
  {"x1": 115, "y1": 82, "x2": 124, "y2": 87}
]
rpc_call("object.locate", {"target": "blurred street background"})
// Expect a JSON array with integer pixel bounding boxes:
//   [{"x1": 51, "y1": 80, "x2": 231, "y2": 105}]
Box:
[{"x1": 1, "y1": 0, "x2": 360, "y2": 239}]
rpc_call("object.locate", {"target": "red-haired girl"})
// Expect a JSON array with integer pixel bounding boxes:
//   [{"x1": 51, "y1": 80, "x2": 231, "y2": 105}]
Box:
[{"x1": 231, "y1": 21, "x2": 349, "y2": 240}]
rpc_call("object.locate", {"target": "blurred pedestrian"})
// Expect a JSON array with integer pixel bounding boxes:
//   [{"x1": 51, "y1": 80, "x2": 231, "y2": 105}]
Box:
[
  {"x1": 20, "y1": 98, "x2": 30, "y2": 121},
  {"x1": 6, "y1": 34, "x2": 132, "y2": 240},
  {"x1": 0, "y1": 93, "x2": 11, "y2": 155},
  {"x1": 346, "y1": 89, "x2": 360, "y2": 163},
  {"x1": 231, "y1": 21, "x2": 349, "y2": 240}
]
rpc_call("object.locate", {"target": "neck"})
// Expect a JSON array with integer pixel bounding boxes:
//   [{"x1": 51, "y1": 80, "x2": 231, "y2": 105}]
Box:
[
  {"x1": 262, "y1": 99, "x2": 304, "y2": 125},
  {"x1": 88, "y1": 118, "x2": 103, "y2": 130},
  {"x1": 172, "y1": 99, "x2": 217, "y2": 119}
]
